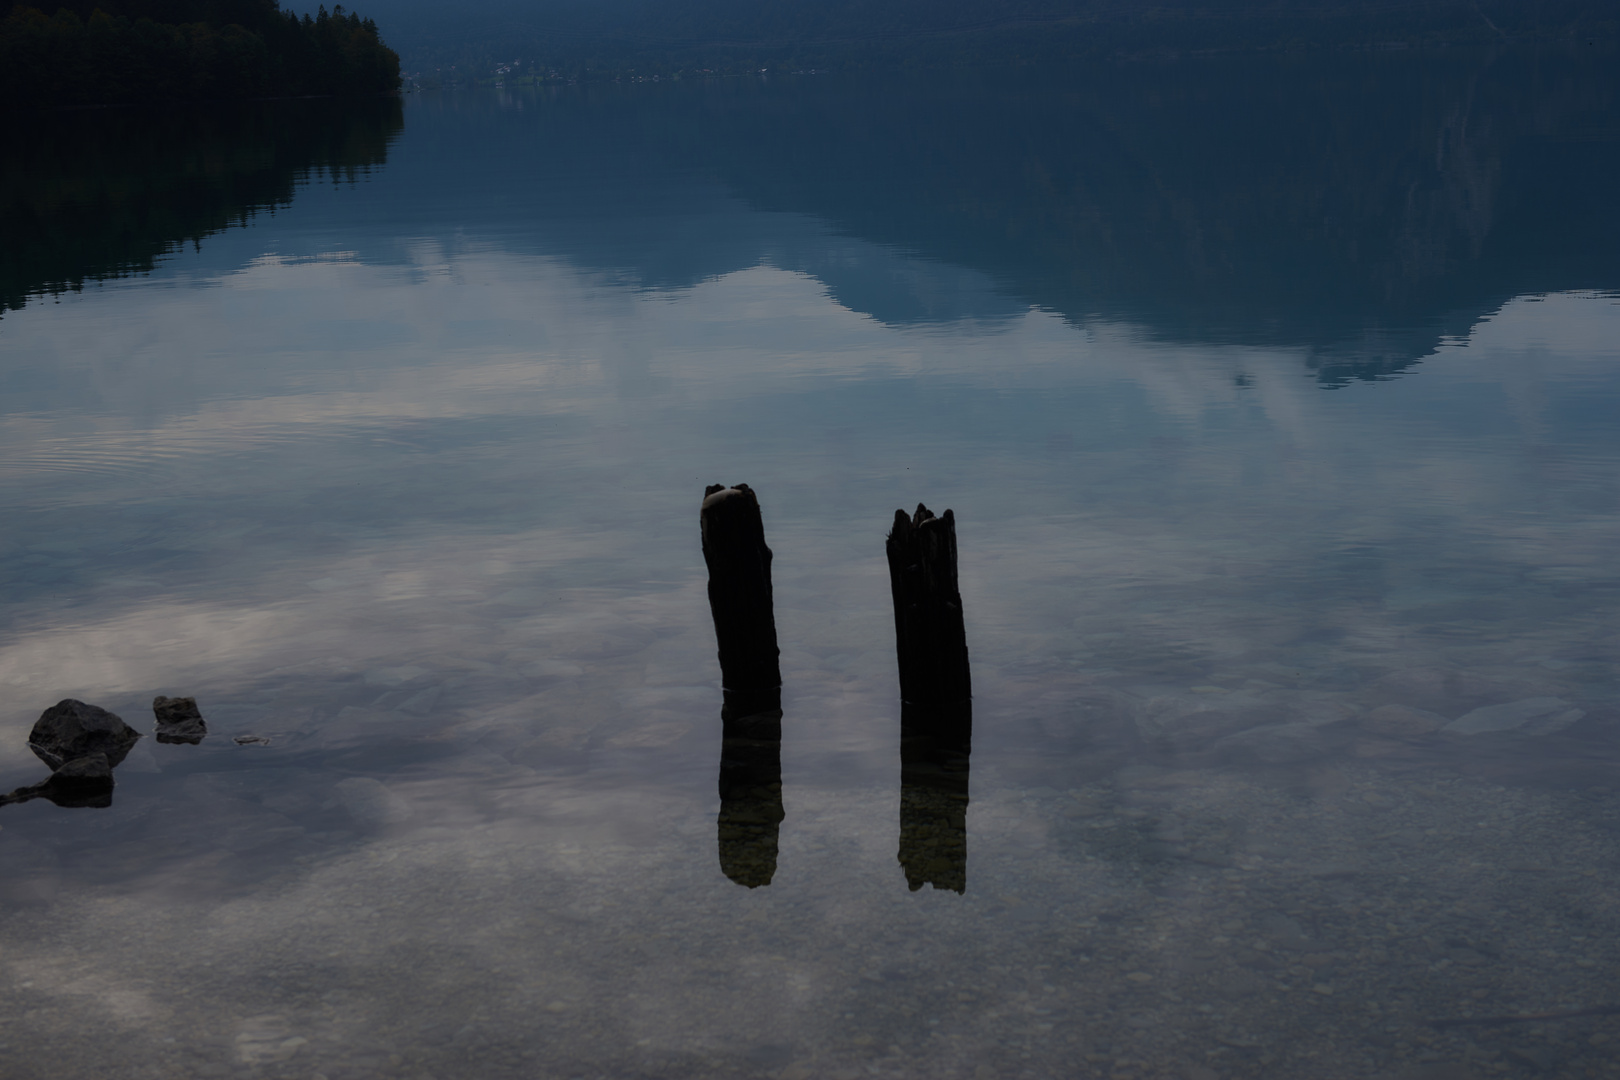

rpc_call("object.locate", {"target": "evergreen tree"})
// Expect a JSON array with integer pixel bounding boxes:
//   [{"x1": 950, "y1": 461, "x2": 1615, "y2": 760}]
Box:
[{"x1": 1, "y1": 0, "x2": 399, "y2": 107}]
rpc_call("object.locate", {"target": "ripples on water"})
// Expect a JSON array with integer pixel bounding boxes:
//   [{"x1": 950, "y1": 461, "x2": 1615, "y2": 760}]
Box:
[{"x1": 1, "y1": 49, "x2": 1619, "y2": 1080}]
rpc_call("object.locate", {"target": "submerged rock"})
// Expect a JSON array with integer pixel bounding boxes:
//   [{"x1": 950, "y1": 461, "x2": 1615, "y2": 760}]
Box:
[
  {"x1": 335, "y1": 776, "x2": 412, "y2": 828},
  {"x1": 1443, "y1": 697, "x2": 1584, "y2": 735},
  {"x1": 152, "y1": 695, "x2": 207, "y2": 744},
  {"x1": 28, "y1": 699, "x2": 142, "y2": 771},
  {"x1": 1214, "y1": 722, "x2": 1335, "y2": 764},
  {"x1": 1360, "y1": 704, "x2": 1448, "y2": 738}
]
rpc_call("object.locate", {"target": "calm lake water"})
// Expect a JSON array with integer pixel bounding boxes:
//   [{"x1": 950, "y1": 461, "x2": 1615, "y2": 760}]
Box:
[{"x1": 3, "y1": 49, "x2": 1620, "y2": 1080}]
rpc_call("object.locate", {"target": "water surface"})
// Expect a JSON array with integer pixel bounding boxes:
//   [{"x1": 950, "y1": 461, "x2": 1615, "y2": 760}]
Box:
[{"x1": 2, "y1": 50, "x2": 1620, "y2": 1080}]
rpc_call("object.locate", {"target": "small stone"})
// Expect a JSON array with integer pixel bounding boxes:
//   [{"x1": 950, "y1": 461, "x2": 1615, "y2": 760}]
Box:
[
  {"x1": 152, "y1": 695, "x2": 202, "y2": 725},
  {"x1": 1311, "y1": 984, "x2": 1333, "y2": 995},
  {"x1": 28, "y1": 699, "x2": 142, "y2": 771},
  {"x1": 1443, "y1": 698, "x2": 1580, "y2": 735},
  {"x1": 152, "y1": 695, "x2": 207, "y2": 744}
]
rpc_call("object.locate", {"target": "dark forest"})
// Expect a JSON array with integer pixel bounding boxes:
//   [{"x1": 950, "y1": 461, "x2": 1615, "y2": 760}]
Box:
[{"x1": 1, "y1": 0, "x2": 399, "y2": 107}]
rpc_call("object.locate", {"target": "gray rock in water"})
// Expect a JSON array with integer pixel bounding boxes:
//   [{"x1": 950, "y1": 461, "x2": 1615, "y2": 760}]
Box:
[
  {"x1": 28, "y1": 699, "x2": 142, "y2": 771},
  {"x1": 50, "y1": 752, "x2": 112, "y2": 783},
  {"x1": 152, "y1": 695, "x2": 207, "y2": 744},
  {"x1": 1443, "y1": 697, "x2": 1584, "y2": 735},
  {"x1": 335, "y1": 777, "x2": 412, "y2": 828},
  {"x1": 1214, "y1": 722, "x2": 1332, "y2": 764}
]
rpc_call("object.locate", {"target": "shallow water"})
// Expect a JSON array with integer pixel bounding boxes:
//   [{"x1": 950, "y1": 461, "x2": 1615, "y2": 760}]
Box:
[{"x1": 2, "y1": 52, "x2": 1620, "y2": 1080}]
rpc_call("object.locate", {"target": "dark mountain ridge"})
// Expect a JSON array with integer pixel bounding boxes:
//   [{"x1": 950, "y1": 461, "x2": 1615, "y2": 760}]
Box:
[{"x1": 345, "y1": 0, "x2": 1619, "y2": 74}]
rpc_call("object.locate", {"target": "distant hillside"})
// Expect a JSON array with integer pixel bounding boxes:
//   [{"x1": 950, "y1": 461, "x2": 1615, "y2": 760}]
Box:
[
  {"x1": 343, "y1": 0, "x2": 1619, "y2": 76},
  {"x1": 1, "y1": 0, "x2": 400, "y2": 108}
]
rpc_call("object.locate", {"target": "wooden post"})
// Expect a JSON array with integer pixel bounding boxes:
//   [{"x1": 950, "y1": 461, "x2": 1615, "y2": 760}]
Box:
[
  {"x1": 702, "y1": 484, "x2": 784, "y2": 887},
  {"x1": 701, "y1": 484, "x2": 781, "y2": 700},
  {"x1": 887, "y1": 503, "x2": 972, "y2": 893},
  {"x1": 887, "y1": 506, "x2": 970, "y2": 718}
]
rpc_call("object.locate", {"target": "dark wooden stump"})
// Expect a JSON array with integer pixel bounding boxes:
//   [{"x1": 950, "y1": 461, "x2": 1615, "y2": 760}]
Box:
[
  {"x1": 886, "y1": 505, "x2": 971, "y2": 724},
  {"x1": 887, "y1": 503, "x2": 972, "y2": 893},
  {"x1": 702, "y1": 484, "x2": 784, "y2": 886},
  {"x1": 701, "y1": 484, "x2": 781, "y2": 697}
]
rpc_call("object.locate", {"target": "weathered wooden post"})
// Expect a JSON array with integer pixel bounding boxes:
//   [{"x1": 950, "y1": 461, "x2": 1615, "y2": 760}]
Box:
[
  {"x1": 887, "y1": 504, "x2": 972, "y2": 893},
  {"x1": 702, "y1": 484, "x2": 784, "y2": 887},
  {"x1": 702, "y1": 484, "x2": 782, "y2": 706}
]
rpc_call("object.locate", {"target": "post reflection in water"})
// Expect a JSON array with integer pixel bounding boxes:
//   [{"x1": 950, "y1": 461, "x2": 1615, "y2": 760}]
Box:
[
  {"x1": 887, "y1": 505, "x2": 972, "y2": 893},
  {"x1": 898, "y1": 702, "x2": 971, "y2": 893},
  {"x1": 701, "y1": 484, "x2": 785, "y2": 888},
  {"x1": 716, "y1": 687, "x2": 785, "y2": 889}
]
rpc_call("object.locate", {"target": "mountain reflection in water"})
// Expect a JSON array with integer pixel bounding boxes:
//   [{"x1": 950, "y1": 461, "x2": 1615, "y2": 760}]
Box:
[{"x1": 363, "y1": 46, "x2": 1620, "y2": 382}]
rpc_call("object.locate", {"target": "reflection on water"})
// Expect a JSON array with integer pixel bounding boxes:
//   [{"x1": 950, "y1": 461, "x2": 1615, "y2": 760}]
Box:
[
  {"x1": 0, "y1": 763, "x2": 113, "y2": 809},
  {"x1": 897, "y1": 711, "x2": 970, "y2": 894},
  {"x1": 1, "y1": 98, "x2": 402, "y2": 316},
  {"x1": 0, "y1": 50, "x2": 1618, "y2": 1080},
  {"x1": 717, "y1": 697, "x2": 784, "y2": 888}
]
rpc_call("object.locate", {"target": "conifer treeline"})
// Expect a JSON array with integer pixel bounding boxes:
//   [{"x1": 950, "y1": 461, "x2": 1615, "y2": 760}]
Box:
[{"x1": 1, "y1": 0, "x2": 399, "y2": 108}]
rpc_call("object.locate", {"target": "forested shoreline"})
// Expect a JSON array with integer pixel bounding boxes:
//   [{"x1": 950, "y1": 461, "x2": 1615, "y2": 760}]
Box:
[{"x1": 1, "y1": 0, "x2": 399, "y2": 108}]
